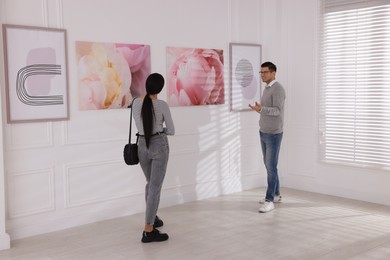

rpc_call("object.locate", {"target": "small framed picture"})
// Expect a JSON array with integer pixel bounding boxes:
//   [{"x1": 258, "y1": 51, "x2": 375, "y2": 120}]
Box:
[
  {"x1": 2, "y1": 24, "x2": 69, "y2": 123},
  {"x1": 229, "y1": 43, "x2": 262, "y2": 111}
]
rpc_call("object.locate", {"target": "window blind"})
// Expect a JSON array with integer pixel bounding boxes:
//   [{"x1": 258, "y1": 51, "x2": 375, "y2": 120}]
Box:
[{"x1": 319, "y1": 0, "x2": 390, "y2": 169}]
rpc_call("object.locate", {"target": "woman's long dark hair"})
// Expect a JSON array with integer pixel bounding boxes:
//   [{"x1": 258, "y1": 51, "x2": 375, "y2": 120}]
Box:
[
  {"x1": 141, "y1": 94, "x2": 154, "y2": 148},
  {"x1": 141, "y1": 73, "x2": 164, "y2": 148}
]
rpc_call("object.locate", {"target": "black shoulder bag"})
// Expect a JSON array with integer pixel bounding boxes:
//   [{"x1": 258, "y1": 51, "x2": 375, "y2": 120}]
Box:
[{"x1": 123, "y1": 99, "x2": 139, "y2": 165}]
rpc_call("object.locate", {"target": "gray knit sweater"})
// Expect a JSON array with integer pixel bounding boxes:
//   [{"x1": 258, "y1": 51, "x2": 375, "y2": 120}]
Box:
[
  {"x1": 132, "y1": 98, "x2": 175, "y2": 136},
  {"x1": 259, "y1": 81, "x2": 286, "y2": 134}
]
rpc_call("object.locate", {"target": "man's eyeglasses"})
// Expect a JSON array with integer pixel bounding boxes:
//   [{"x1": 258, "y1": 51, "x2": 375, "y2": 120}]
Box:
[{"x1": 259, "y1": 71, "x2": 271, "y2": 74}]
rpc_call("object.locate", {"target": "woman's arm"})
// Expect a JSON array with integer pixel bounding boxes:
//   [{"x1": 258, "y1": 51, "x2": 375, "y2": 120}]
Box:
[{"x1": 162, "y1": 102, "x2": 175, "y2": 135}]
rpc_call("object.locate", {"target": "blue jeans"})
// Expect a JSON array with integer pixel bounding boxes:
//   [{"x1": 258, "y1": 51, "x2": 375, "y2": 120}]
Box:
[
  {"x1": 259, "y1": 131, "x2": 283, "y2": 202},
  {"x1": 138, "y1": 134, "x2": 169, "y2": 225}
]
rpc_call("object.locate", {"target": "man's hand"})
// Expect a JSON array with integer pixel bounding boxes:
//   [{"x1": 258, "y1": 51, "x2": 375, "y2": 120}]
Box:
[{"x1": 249, "y1": 102, "x2": 262, "y2": 112}]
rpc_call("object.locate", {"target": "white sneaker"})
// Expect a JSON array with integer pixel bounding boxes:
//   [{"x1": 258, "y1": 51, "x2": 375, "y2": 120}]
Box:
[
  {"x1": 258, "y1": 201, "x2": 275, "y2": 213},
  {"x1": 259, "y1": 195, "x2": 282, "y2": 204}
]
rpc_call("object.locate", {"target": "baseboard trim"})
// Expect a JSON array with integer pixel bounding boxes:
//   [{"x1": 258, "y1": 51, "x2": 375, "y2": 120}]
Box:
[{"x1": 0, "y1": 233, "x2": 10, "y2": 250}]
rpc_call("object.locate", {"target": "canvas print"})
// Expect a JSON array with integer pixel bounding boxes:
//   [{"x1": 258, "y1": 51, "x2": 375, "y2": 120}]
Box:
[
  {"x1": 76, "y1": 41, "x2": 150, "y2": 110},
  {"x1": 229, "y1": 43, "x2": 262, "y2": 111},
  {"x1": 166, "y1": 47, "x2": 224, "y2": 106},
  {"x1": 2, "y1": 24, "x2": 69, "y2": 123}
]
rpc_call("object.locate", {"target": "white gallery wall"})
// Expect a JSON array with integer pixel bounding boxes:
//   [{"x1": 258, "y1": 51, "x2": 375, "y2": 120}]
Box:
[
  {"x1": 2, "y1": 0, "x2": 390, "y2": 245},
  {"x1": 0, "y1": 0, "x2": 278, "y2": 241}
]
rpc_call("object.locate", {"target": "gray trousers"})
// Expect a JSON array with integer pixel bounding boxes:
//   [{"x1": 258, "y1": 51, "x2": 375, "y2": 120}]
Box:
[{"x1": 138, "y1": 134, "x2": 169, "y2": 225}]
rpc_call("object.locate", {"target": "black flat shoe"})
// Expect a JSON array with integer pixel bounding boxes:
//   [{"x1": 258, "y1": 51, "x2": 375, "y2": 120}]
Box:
[
  {"x1": 154, "y1": 215, "x2": 164, "y2": 228},
  {"x1": 141, "y1": 228, "x2": 169, "y2": 243}
]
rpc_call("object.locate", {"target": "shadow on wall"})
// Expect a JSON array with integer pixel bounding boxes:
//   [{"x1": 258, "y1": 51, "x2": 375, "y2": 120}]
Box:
[{"x1": 168, "y1": 104, "x2": 246, "y2": 204}]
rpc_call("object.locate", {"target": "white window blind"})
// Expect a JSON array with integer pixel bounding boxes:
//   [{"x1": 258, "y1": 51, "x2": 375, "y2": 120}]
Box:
[{"x1": 319, "y1": 0, "x2": 390, "y2": 169}]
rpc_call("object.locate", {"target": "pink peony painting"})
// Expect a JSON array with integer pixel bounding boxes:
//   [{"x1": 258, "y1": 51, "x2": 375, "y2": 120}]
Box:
[
  {"x1": 76, "y1": 41, "x2": 150, "y2": 110},
  {"x1": 166, "y1": 47, "x2": 225, "y2": 106}
]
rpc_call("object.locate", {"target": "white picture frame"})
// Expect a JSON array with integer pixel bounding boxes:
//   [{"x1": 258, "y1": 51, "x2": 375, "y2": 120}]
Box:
[
  {"x1": 229, "y1": 43, "x2": 262, "y2": 111},
  {"x1": 2, "y1": 24, "x2": 69, "y2": 123}
]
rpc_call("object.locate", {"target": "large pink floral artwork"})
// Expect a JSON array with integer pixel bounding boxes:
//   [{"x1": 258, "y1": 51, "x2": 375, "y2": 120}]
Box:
[
  {"x1": 76, "y1": 41, "x2": 150, "y2": 110},
  {"x1": 166, "y1": 47, "x2": 225, "y2": 106}
]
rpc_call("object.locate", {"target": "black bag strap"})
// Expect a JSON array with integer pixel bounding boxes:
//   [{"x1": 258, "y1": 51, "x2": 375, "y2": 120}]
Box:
[{"x1": 128, "y1": 97, "x2": 139, "y2": 144}]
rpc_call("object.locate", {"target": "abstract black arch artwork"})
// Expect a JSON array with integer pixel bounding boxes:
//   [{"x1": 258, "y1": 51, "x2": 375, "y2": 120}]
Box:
[
  {"x1": 16, "y1": 64, "x2": 64, "y2": 106},
  {"x1": 2, "y1": 24, "x2": 69, "y2": 123}
]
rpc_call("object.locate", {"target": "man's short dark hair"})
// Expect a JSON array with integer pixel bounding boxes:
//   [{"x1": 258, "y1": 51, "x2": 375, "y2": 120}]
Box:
[{"x1": 261, "y1": 62, "x2": 277, "y2": 73}]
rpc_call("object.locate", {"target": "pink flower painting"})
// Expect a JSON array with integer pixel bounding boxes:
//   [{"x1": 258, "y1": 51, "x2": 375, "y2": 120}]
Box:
[
  {"x1": 76, "y1": 41, "x2": 150, "y2": 110},
  {"x1": 166, "y1": 47, "x2": 225, "y2": 106}
]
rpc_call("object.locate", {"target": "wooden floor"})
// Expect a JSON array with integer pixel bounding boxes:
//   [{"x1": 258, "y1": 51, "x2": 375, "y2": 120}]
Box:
[{"x1": 1, "y1": 188, "x2": 390, "y2": 259}]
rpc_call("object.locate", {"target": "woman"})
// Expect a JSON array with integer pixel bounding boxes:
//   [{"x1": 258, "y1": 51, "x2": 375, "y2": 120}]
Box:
[{"x1": 132, "y1": 73, "x2": 175, "y2": 243}]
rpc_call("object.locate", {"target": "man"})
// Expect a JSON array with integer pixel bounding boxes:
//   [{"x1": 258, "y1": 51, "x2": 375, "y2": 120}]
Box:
[{"x1": 249, "y1": 61, "x2": 286, "y2": 213}]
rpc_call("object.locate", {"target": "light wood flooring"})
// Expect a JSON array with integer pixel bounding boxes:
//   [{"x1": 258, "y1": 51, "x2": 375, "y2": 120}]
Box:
[{"x1": 1, "y1": 188, "x2": 390, "y2": 259}]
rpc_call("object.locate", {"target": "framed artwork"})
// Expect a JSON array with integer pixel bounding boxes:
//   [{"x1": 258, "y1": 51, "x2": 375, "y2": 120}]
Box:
[
  {"x1": 229, "y1": 43, "x2": 262, "y2": 111},
  {"x1": 2, "y1": 24, "x2": 69, "y2": 123},
  {"x1": 76, "y1": 41, "x2": 150, "y2": 110},
  {"x1": 166, "y1": 47, "x2": 225, "y2": 107}
]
